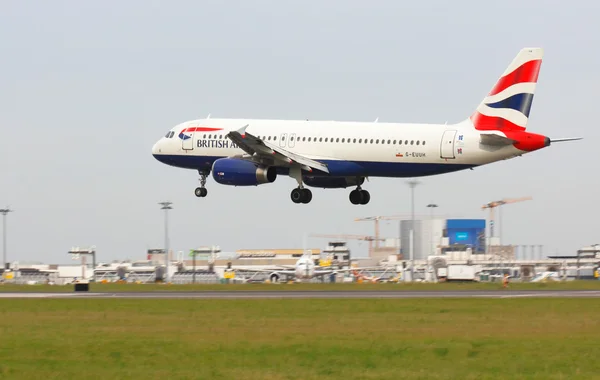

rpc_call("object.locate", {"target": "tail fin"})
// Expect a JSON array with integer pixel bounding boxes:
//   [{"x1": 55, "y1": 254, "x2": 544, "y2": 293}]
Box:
[{"x1": 470, "y1": 48, "x2": 544, "y2": 131}]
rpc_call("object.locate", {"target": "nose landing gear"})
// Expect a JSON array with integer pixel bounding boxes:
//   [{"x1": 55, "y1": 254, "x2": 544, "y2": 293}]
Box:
[{"x1": 195, "y1": 170, "x2": 209, "y2": 198}]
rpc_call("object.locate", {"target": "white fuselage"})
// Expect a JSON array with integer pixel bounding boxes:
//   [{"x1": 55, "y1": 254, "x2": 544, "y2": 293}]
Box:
[
  {"x1": 152, "y1": 117, "x2": 525, "y2": 178},
  {"x1": 294, "y1": 257, "x2": 316, "y2": 279}
]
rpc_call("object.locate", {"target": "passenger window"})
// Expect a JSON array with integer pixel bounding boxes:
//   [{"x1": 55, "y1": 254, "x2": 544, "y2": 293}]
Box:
[
  {"x1": 370, "y1": 139, "x2": 374, "y2": 143},
  {"x1": 405, "y1": 140, "x2": 408, "y2": 145},
  {"x1": 423, "y1": 141, "x2": 426, "y2": 145},
  {"x1": 353, "y1": 138, "x2": 356, "y2": 143},
  {"x1": 341, "y1": 138, "x2": 345, "y2": 143},
  {"x1": 411, "y1": 140, "x2": 414, "y2": 145},
  {"x1": 376, "y1": 139, "x2": 379, "y2": 144},
  {"x1": 416, "y1": 141, "x2": 420, "y2": 145},
  {"x1": 393, "y1": 140, "x2": 397, "y2": 144},
  {"x1": 336, "y1": 138, "x2": 339, "y2": 142},
  {"x1": 319, "y1": 138, "x2": 323, "y2": 142},
  {"x1": 387, "y1": 139, "x2": 391, "y2": 144}
]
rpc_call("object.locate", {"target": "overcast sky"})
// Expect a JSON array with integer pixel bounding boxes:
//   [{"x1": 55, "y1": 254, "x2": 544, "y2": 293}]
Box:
[{"x1": 1, "y1": 0, "x2": 598, "y2": 264}]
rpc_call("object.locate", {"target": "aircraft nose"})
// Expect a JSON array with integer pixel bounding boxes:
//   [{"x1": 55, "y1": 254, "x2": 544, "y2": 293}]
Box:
[{"x1": 152, "y1": 141, "x2": 161, "y2": 156}]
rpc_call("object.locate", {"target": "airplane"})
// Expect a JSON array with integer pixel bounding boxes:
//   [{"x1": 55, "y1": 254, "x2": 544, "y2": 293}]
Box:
[
  {"x1": 233, "y1": 252, "x2": 351, "y2": 283},
  {"x1": 152, "y1": 47, "x2": 581, "y2": 205}
]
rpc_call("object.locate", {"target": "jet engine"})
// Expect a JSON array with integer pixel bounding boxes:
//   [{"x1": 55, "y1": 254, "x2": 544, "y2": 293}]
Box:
[
  {"x1": 269, "y1": 273, "x2": 281, "y2": 283},
  {"x1": 212, "y1": 158, "x2": 277, "y2": 186}
]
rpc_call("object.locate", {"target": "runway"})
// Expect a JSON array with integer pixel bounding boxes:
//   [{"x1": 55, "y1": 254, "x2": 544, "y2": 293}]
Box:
[{"x1": 1, "y1": 290, "x2": 600, "y2": 298}]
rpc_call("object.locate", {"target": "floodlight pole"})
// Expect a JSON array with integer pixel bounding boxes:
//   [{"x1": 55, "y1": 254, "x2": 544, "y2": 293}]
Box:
[
  {"x1": 1, "y1": 207, "x2": 13, "y2": 270},
  {"x1": 159, "y1": 202, "x2": 173, "y2": 283},
  {"x1": 407, "y1": 180, "x2": 420, "y2": 282},
  {"x1": 427, "y1": 203, "x2": 438, "y2": 256}
]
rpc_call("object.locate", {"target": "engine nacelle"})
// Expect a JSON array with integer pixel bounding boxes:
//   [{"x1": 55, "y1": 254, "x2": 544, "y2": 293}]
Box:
[
  {"x1": 269, "y1": 273, "x2": 281, "y2": 283},
  {"x1": 303, "y1": 176, "x2": 365, "y2": 189},
  {"x1": 212, "y1": 158, "x2": 277, "y2": 186}
]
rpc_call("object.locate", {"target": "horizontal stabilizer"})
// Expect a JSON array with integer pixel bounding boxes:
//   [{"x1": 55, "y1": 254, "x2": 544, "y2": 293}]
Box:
[
  {"x1": 549, "y1": 137, "x2": 583, "y2": 143},
  {"x1": 479, "y1": 133, "x2": 517, "y2": 146}
]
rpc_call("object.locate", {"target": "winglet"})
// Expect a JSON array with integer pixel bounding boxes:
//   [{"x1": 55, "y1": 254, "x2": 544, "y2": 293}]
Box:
[{"x1": 235, "y1": 124, "x2": 249, "y2": 138}]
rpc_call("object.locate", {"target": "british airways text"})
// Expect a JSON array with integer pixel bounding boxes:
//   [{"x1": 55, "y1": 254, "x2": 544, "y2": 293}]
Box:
[{"x1": 197, "y1": 140, "x2": 239, "y2": 149}]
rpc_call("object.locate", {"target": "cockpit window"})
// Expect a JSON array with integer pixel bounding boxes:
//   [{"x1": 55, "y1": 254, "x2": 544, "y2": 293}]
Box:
[
  {"x1": 165, "y1": 131, "x2": 171, "y2": 138},
  {"x1": 164, "y1": 131, "x2": 175, "y2": 138}
]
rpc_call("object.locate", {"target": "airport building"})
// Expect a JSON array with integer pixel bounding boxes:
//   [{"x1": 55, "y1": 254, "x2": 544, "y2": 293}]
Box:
[
  {"x1": 400, "y1": 218, "x2": 487, "y2": 261},
  {"x1": 1, "y1": 219, "x2": 598, "y2": 285}
]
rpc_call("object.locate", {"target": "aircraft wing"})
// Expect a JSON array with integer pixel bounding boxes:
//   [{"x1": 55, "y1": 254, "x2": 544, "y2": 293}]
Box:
[{"x1": 226, "y1": 125, "x2": 330, "y2": 173}]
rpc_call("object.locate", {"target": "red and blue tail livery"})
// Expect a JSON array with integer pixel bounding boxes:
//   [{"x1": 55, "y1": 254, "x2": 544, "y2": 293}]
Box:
[
  {"x1": 471, "y1": 48, "x2": 543, "y2": 132},
  {"x1": 152, "y1": 47, "x2": 582, "y2": 205}
]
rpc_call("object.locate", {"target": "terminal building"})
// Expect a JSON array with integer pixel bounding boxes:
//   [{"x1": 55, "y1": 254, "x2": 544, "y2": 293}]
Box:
[{"x1": 400, "y1": 218, "x2": 487, "y2": 261}]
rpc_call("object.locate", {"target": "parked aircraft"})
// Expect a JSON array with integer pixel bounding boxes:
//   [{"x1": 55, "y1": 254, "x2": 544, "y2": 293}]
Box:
[
  {"x1": 152, "y1": 47, "x2": 581, "y2": 205},
  {"x1": 233, "y1": 252, "x2": 348, "y2": 283}
]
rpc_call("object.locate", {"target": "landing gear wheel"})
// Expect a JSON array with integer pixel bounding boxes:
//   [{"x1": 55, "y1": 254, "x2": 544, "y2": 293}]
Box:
[
  {"x1": 349, "y1": 189, "x2": 370, "y2": 205},
  {"x1": 291, "y1": 188, "x2": 303, "y2": 203},
  {"x1": 291, "y1": 188, "x2": 312, "y2": 204},
  {"x1": 349, "y1": 189, "x2": 362, "y2": 205},
  {"x1": 360, "y1": 190, "x2": 370, "y2": 205},
  {"x1": 195, "y1": 187, "x2": 208, "y2": 197},
  {"x1": 301, "y1": 189, "x2": 312, "y2": 204}
]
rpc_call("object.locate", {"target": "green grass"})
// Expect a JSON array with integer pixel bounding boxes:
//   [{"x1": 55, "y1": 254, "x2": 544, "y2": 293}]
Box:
[
  {"x1": 1, "y1": 280, "x2": 600, "y2": 292},
  {"x1": 0, "y1": 298, "x2": 599, "y2": 379}
]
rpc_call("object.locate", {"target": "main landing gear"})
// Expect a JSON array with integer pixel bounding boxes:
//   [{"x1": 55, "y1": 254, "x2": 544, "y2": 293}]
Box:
[
  {"x1": 289, "y1": 166, "x2": 312, "y2": 204},
  {"x1": 291, "y1": 188, "x2": 312, "y2": 204},
  {"x1": 349, "y1": 187, "x2": 370, "y2": 205},
  {"x1": 194, "y1": 170, "x2": 209, "y2": 198}
]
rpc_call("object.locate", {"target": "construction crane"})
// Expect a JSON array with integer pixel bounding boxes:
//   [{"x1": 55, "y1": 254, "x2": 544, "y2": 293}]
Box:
[
  {"x1": 482, "y1": 197, "x2": 532, "y2": 243},
  {"x1": 354, "y1": 215, "x2": 408, "y2": 249},
  {"x1": 355, "y1": 213, "x2": 455, "y2": 249},
  {"x1": 309, "y1": 234, "x2": 384, "y2": 257}
]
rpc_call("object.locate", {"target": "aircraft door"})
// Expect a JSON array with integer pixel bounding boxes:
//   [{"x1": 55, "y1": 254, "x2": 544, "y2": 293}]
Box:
[
  {"x1": 280, "y1": 133, "x2": 287, "y2": 148},
  {"x1": 181, "y1": 124, "x2": 196, "y2": 150},
  {"x1": 289, "y1": 133, "x2": 296, "y2": 148},
  {"x1": 440, "y1": 130, "x2": 457, "y2": 159}
]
